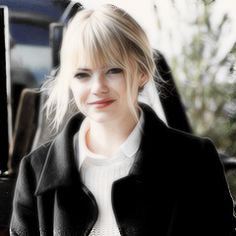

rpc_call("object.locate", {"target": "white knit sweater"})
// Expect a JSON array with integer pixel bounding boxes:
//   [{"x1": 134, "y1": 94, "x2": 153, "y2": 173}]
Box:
[{"x1": 74, "y1": 109, "x2": 144, "y2": 236}]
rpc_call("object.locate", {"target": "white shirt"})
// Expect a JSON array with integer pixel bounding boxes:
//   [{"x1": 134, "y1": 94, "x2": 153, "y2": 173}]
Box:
[
  {"x1": 73, "y1": 108, "x2": 144, "y2": 236},
  {"x1": 75, "y1": 108, "x2": 144, "y2": 169}
]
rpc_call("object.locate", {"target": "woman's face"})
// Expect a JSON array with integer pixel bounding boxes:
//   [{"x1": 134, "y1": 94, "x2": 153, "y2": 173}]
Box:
[{"x1": 69, "y1": 64, "x2": 140, "y2": 123}]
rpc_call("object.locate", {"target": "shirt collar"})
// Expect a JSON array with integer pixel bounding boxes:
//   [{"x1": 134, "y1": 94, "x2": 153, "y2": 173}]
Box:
[
  {"x1": 120, "y1": 107, "x2": 144, "y2": 157},
  {"x1": 76, "y1": 108, "x2": 144, "y2": 169}
]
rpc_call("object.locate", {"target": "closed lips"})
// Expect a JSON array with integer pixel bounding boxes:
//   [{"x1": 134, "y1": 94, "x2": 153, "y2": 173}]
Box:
[{"x1": 88, "y1": 99, "x2": 115, "y2": 104}]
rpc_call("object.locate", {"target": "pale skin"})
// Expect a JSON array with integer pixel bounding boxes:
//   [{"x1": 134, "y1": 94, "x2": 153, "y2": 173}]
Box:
[
  {"x1": 86, "y1": 107, "x2": 141, "y2": 156},
  {"x1": 70, "y1": 64, "x2": 148, "y2": 157}
]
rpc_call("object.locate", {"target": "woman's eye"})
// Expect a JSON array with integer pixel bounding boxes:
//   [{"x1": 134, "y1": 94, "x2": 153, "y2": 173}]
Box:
[
  {"x1": 74, "y1": 73, "x2": 90, "y2": 79},
  {"x1": 107, "y1": 68, "x2": 123, "y2": 74}
]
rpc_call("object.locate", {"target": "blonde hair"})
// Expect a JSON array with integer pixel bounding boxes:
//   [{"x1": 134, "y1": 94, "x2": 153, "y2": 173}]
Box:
[{"x1": 43, "y1": 4, "x2": 157, "y2": 131}]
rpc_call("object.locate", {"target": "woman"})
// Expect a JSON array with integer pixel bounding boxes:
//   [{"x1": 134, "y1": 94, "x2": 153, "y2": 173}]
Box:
[{"x1": 10, "y1": 4, "x2": 235, "y2": 236}]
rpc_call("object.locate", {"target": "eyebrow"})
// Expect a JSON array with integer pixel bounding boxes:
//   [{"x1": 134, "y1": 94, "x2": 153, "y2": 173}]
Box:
[
  {"x1": 76, "y1": 68, "x2": 92, "y2": 72},
  {"x1": 76, "y1": 66, "x2": 107, "y2": 72}
]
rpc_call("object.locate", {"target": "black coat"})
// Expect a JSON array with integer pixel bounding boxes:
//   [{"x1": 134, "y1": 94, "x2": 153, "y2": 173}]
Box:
[{"x1": 10, "y1": 103, "x2": 235, "y2": 236}]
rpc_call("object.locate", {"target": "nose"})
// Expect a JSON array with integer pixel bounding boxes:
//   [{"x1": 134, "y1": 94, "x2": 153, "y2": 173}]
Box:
[{"x1": 91, "y1": 73, "x2": 109, "y2": 95}]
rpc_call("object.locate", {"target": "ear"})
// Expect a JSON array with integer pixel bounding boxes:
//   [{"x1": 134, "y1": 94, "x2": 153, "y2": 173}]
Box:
[{"x1": 139, "y1": 73, "x2": 148, "y2": 87}]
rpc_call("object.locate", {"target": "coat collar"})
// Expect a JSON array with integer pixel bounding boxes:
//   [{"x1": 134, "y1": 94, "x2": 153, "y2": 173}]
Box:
[{"x1": 35, "y1": 102, "x2": 168, "y2": 196}]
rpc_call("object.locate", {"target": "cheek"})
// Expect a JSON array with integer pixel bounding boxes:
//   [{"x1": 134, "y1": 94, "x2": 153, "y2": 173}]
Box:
[
  {"x1": 111, "y1": 77, "x2": 127, "y2": 96},
  {"x1": 70, "y1": 81, "x2": 87, "y2": 107},
  {"x1": 70, "y1": 82, "x2": 79, "y2": 100}
]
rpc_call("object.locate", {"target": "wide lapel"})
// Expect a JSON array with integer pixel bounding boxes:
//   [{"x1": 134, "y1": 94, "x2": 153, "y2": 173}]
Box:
[
  {"x1": 34, "y1": 113, "x2": 85, "y2": 195},
  {"x1": 34, "y1": 112, "x2": 100, "y2": 235}
]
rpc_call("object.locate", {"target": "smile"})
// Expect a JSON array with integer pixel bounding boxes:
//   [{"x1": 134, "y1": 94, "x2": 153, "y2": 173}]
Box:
[
  {"x1": 88, "y1": 99, "x2": 116, "y2": 104},
  {"x1": 90, "y1": 100, "x2": 115, "y2": 108}
]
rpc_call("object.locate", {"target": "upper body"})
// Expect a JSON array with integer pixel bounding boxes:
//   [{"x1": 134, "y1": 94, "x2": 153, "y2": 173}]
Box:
[
  {"x1": 9, "y1": 4, "x2": 236, "y2": 236},
  {"x1": 10, "y1": 102, "x2": 235, "y2": 236}
]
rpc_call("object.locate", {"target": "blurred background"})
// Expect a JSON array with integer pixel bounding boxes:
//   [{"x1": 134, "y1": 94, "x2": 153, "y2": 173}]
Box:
[
  {"x1": 5, "y1": 0, "x2": 236, "y2": 156},
  {"x1": 3, "y1": 0, "x2": 236, "y2": 157},
  {"x1": 1, "y1": 0, "x2": 236, "y2": 190}
]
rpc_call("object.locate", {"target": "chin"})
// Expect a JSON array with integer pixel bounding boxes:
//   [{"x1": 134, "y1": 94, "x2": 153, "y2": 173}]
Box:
[{"x1": 89, "y1": 113, "x2": 116, "y2": 123}]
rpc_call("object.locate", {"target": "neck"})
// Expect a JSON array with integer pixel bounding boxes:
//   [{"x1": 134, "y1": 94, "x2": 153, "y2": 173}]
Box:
[{"x1": 86, "y1": 109, "x2": 140, "y2": 157}]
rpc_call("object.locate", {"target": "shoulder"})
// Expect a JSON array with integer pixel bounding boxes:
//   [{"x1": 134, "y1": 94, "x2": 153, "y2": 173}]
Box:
[
  {"x1": 167, "y1": 128, "x2": 216, "y2": 156},
  {"x1": 141, "y1": 102, "x2": 220, "y2": 166},
  {"x1": 167, "y1": 126, "x2": 213, "y2": 150},
  {"x1": 165, "y1": 126, "x2": 223, "y2": 173}
]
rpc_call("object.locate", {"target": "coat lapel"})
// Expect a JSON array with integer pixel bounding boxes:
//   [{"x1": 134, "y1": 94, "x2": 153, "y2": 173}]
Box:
[
  {"x1": 34, "y1": 113, "x2": 85, "y2": 195},
  {"x1": 111, "y1": 103, "x2": 174, "y2": 235}
]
